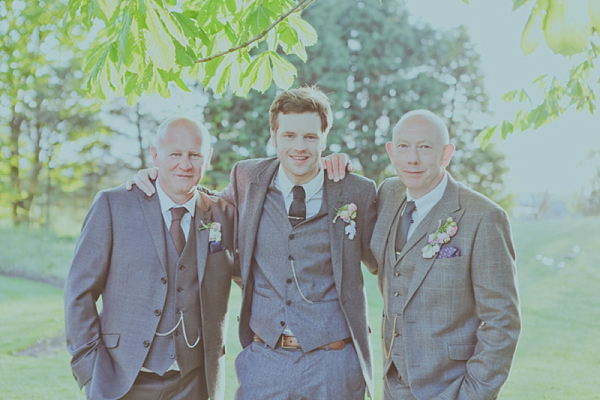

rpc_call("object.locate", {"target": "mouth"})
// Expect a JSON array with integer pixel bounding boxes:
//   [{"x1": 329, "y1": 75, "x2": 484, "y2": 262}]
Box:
[
  {"x1": 290, "y1": 154, "x2": 310, "y2": 162},
  {"x1": 404, "y1": 170, "x2": 423, "y2": 176}
]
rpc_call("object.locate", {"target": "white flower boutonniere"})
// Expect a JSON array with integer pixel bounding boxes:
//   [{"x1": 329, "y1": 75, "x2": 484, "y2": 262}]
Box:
[
  {"x1": 422, "y1": 217, "x2": 458, "y2": 259},
  {"x1": 333, "y1": 203, "x2": 358, "y2": 240},
  {"x1": 199, "y1": 221, "x2": 222, "y2": 243}
]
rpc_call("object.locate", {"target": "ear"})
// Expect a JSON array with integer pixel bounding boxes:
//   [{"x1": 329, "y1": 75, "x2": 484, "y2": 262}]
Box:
[
  {"x1": 204, "y1": 148, "x2": 213, "y2": 170},
  {"x1": 385, "y1": 141, "x2": 394, "y2": 163},
  {"x1": 441, "y1": 143, "x2": 455, "y2": 168},
  {"x1": 151, "y1": 147, "x2": 160, "y2": 167}
]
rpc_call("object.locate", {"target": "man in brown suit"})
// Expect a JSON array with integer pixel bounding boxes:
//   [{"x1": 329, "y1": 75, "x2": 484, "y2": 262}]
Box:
[
  {"x1": 64, "y1": 118, "x2": 236, "y2": 399},
  {"x1": 371, "y1": 110, "x2": 521, "y2": 399}
]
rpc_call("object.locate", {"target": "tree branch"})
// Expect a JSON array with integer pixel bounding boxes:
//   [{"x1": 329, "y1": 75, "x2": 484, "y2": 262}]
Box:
[{"x1": 194, "y1": 0, "x2": 315, "y2": 64}]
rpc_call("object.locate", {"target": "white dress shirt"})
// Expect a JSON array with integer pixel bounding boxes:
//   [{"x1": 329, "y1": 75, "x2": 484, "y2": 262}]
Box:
[
  {"x1": 275, "y1": 164, "x2": 324, "y2": 219},
  {"x1": 155, "y1": 181, "x2": 197, "y2": 240},
  {"x1": 406, "y1": 172, "x2": 448, "y2": 240}
]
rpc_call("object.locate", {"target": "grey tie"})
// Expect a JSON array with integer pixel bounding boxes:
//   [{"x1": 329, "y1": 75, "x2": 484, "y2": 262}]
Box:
[
  {"x1": 170, "y1": 207, "x2": 187, "y2": 255},
  {"x1": 288, "y1": 185, "x2": 306, "y2": 227},
  {"x1": 396, "y1": 200, "x2": 416, "y2": 251}
]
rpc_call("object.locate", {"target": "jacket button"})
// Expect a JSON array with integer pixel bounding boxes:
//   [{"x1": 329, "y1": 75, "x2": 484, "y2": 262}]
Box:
[
  {"x1": 286, "y1": 300, "x2": 292, "y2": 306},
  {"x1": 289, "y1": 234, "x2": 295, "y2": 240},
  {"x1": 393, "y1": 291, "x2": 399, "y2": 297},
  {"x1": 286, "y1": 278, "x2": 292, "y2": 284},
  {"x1": 154, "y1": 309, "x2": 161, "y2": 316},
  {"x1": 143, "y1": 340, "x2": 150, "y2": 348},
  {"x1": 394, "y1": 272, "x2": 400, "y2": 277},
  {"x1": 241, "y1": 284, "x2": 245, "y2": 290},
  {"x1": 394, "y1": 332, "x2": 400, "y2": 337},
  {"x1": 177, "y1": 287, "x2": 183, "y2": 292},
  {"x1": 161, "y1": 277, "x2": 167, "y2": 284},
  {"x1": 179, "y1": 265, "x2": 185, "y2": 270},
  {"x1": 288, "y1": 255, "x2": 294, "y2": 261},
  {"x1": 280, "y1": 321, "x2": 285, "y2": 326}
]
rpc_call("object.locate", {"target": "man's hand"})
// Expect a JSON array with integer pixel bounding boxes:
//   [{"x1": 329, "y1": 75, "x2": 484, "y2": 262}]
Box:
[
  {"x1": 125, "y1": 167, "x2": 159, "y2": 196},
  {"x1": 322, "y1": 153, "x2": 354, "y2": 182}
]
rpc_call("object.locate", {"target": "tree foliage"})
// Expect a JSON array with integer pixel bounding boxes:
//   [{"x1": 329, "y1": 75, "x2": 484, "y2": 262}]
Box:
[
  {"x1": 66, "y1": 0, "x2": 318, "y2": 102},
  {"x1": 463, "y1": 0, "x2": 600, "y2": 146},
  {"x1": 0, "y1": 0, "x2": 110, "y2": 226},
  {"x1": 202, "y1": 0, "x2": 513, "y2": 209}
]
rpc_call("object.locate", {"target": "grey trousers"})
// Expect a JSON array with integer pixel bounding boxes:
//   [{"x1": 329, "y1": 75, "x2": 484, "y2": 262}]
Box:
[
  {"x1": 118, "y1": 365, "x2": 208, "y2": 400},
  {"x1": 235, "y1": 341, "x2": 366, "y2": 400},
  {"x1": 383, "y1": 363, "x2": 416, "y2": 400}
]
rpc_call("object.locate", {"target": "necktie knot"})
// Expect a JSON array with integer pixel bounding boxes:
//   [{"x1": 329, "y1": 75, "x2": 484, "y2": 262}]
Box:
[
  {"x1": 404, "y1": 200, "x2": 416, "y2": 217},
  {"x1": 292, "y1": 185, "x2": 306, "y2": 200},
  {"x1": 396, "y1": 200, "x2": 417, "y2": 252},
  {"x1": 170, "y1": 207, "x2": 187, "y2": 222}
]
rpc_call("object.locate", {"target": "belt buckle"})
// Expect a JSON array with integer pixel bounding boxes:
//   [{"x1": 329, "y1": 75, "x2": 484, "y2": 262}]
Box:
[{"x1": 280, "y1": 335, "x2": 298, "y2": 350}]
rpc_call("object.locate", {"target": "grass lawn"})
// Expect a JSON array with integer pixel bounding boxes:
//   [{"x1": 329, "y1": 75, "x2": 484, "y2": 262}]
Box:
[{"x1": 1, "y1": 217, "x2": 599, "y2": 399}]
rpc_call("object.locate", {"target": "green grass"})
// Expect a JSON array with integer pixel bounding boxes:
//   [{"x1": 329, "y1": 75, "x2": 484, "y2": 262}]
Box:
[{"x1": 1, "y1": 217, "x2": 600, "y2": 399}]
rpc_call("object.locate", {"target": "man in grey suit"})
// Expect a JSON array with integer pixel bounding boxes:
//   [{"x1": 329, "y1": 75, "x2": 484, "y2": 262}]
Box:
[
  {"x1": 370, "y1": 110, "x2": 521, "y2": 399},
  {"x1": 64, "y1": 117, "x2": 236, "y2": 399},
  {"x1": 220, "y1": 86, "x2": 378, "y2": 399}
]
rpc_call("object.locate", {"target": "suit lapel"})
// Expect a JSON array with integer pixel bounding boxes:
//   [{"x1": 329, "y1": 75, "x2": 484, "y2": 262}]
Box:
[
  {"x1": 194, "y1": 196, "x2": 212, "y2": 284},
  {"x1": 380, "y1": 182, "x2": 405, "y2": 267},
  {"x1": 403, "y1": 176, "x2": 465, "y2": 306},
  {"x1": 241, "y1": 160, "x2": 279, "y2": 282},
  {"x1": 325, "y1": 178, "x2": 347, "y2": 295},
  {"x1": 139, "y1": 190, "x2": 168, "y2": 274}
]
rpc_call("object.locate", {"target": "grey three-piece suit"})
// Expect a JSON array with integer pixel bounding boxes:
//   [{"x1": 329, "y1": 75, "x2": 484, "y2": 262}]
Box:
[{"x1": 64, "y1": 185, "x2": 236, "y2": 399}]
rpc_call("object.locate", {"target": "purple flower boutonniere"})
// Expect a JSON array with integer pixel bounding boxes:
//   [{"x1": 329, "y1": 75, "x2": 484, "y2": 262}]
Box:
[
  {"x1": 333, "y1": 203, "x2": 358, "y2": 240},
  {"x1": 422, "y1": 217, "x2": 458, "y2": 259}
]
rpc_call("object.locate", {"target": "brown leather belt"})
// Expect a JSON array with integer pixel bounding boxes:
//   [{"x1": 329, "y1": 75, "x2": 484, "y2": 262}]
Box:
[{"x1": 253, "y1": 334, "x2": 352, "y2": 351}]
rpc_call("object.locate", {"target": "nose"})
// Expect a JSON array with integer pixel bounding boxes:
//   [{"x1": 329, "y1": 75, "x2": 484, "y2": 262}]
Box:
[
  {"x1": 180, "y1": 156, "x2": 192, "y2": 170},
  {"x1": 407, "y1": 147, "x2": 419, "y2": 164},
  {"x1": 293, "y1": 136, "x2": 307, "y2": 151}
]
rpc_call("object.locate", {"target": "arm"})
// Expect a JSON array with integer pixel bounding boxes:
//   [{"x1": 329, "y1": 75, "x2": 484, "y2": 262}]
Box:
[
  {"x1": 63, "y1": 192, "x2": 113, "y2": 388},
  {"x1": 360, "y1": 179, "x2": 378, "y2": 274},
  {"x1": 453, "y1": 208, "x2": 521, "y2": 400}
]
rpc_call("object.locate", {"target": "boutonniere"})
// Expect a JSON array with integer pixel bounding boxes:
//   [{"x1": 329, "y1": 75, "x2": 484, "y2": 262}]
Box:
[
  {"x1": 333, "y1": 203, "x2": 358, "y2": 240},
  {"x1": 422, "y1": 217, "x2": 458, "y2": 259},
  {"x1": 199, "y1": 221, "x2": 222, "y2": 242}
]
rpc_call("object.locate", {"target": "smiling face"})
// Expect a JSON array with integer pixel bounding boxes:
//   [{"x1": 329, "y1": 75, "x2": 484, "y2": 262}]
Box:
[
  {"x1": 386, "y1": 112, "x2": 454, "y2": 199},
  {"x1": 271, "y1": 112, "x2": 326, "y2": 185},
  {"x1": 151, "y1": 118, "x2": 212, "y2": 204}
]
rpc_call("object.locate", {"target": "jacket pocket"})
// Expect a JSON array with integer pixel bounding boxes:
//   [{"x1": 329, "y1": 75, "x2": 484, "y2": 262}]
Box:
[
  {"x1": 447, "y1": 343, "x2": 475, "y2": 360},
  {"x1": 102, "y1": 333, "x2": 120, "y2": 349}
]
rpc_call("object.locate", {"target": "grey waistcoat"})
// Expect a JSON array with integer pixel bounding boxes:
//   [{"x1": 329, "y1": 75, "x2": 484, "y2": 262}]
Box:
[
  {"x1": 143, "y1": 215, "x2": 203, "y2": 376},
  {"x1": 249, "y1": 184, "x2": 351, "y2": 352},
  {"x1": 383, "y1": 205, "x2": 416, "y2": 377}
]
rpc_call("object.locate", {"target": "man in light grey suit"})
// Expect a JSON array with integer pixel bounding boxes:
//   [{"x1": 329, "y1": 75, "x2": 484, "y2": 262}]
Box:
[
  {"x1": 221, "y1": 87, "x2": 378, "y2": 399},
  {"x1": 64, "y1": 118, "x2": 236, "y2": 399},
  {"x1": 370, "y1": 110, "x2": 520, "y2": 399}
]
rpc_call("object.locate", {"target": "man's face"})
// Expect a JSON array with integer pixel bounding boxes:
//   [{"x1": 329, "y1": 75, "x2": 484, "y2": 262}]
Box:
[
  {"x1": 151, "y1": 121, "x2": 212, "y2": 203},
  {"x1": 386, "y1": 116, "x2": 454, "y2": 199},
  {"x1": 271, "y1": 112, "x2": 326, "y2": 185}
]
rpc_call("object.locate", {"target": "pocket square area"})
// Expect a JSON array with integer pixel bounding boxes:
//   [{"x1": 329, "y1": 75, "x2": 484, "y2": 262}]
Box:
[
  {"x1": 438, "y1": 246, "x2": 461, "y2": 259},
  {"x1": 209, "y1": 241, "x2": 226, "y2": 254}
]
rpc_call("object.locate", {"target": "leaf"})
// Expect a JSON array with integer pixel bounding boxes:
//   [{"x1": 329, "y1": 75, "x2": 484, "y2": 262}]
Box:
[
  {"x1": 139, "y1": 64, "x2": 154, "y2": 91},
  {"x1": 477, "y1": 126, "x2": 496, "y2": 149},
  {"x1": 512, "y1": 0, "x2": 532, "y2": 11},
  {"x1": 544, "y1": 0, "x2": 592, "y2": 55},
  {"x1": 269, "y1": 52, "x2": 296, "y2": 89},
  {"x1": 124, "y1": 72, "x2": 139, "y2": 96},
  {"x1": 287, "y1": 14, "x2": 318, "y2": 46},
  {"x1": 155, "y1": 6, "x2": 187, "y2": 46},
  {"x1": 251, "y1": 54, "x2": 272, "y2": 93},
  {"x1": 174, "y1": 41, "x2": 195, "y2": 67},
  {"x1": 501, "y1": 120, "x2": 514, "y2": 139},
  {"x1": 172, "y1": 12, "x2": 199, "y2": 38},
  {"x1": 144, "y1": 8, "x2": 177, "y2": 71},
  {"x1": 589, "y1": 0, "x2": 600, "y2": 32},
  {"x1": 225, "y1": 0, "x2": 237, "y2": 14},
  {"x1": 520, "y1": 0, "x2": 546, "y2": 55},
  {"x1": 501, "y1": 89, "x2": 518, "y2": 102}
]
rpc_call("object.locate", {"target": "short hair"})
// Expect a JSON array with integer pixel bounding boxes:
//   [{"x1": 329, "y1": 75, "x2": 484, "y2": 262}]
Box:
[
  {"x1": 153, "y1": 117, "x2": 211, "y2": 154},
  {"x1": 269, "y1": 86, "x2": 333, "y2": 134},
  {"x1": 393, "y1": 109, "x2": 450, "y2": 145}
]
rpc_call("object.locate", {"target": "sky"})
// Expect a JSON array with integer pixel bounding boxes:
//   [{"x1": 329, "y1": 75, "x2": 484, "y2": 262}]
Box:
[{"x1": 403, "y1": 0, "x2": 600, "y2": 197}]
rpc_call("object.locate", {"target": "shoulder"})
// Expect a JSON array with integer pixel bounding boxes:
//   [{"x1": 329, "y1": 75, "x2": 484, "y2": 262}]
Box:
[
  {"x1": 454, "y1": 180, "x2": 508, "y2": 218},
  {"x1": 378, "y1": 177, "x2": 405, "y2": 197},
  {"x1": 93, "y1": 184, "x2": 143, "y2": 205},
  {"x1": 339, "y1": 172, "x2": 376, "y2": 191},
  {"x1": 233, "y1": 157, "x2": 277, "y2": 174},
  {"x1": 197, "y1": 190, "x2": 235, "y2": 218}
]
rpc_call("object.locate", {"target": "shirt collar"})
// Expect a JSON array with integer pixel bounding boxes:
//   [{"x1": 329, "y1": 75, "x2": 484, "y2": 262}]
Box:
[
  {"x1": 407, "y1": 172, "x2": 448, "y2": 217},
  {"x1": 155, "y1": 180, "x2": 197, "y2": 217},
  {"x1": 277, "y1": 163, "x2": 324, "y2": 201}
]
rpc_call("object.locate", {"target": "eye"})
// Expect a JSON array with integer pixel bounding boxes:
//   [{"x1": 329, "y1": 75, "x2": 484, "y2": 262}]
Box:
[
  {"x1": 170, "y1": 152, "x2": 181, "y2": 157},
  {"x1": 306, "y1": 134, "x2": 319, "y2": 141},
  {"x1": 191, "y1": 153, "x2": 202, "y2": 159}
]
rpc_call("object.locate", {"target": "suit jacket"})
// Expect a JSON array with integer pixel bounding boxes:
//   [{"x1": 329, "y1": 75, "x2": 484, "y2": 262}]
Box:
[
  {"x1": 64, "y1": 185, "x2": 236, "y2": 400},
  {"x1": 371, "y1": 175, "x2": 521, "y2": 400},
  {"x1": 221, "y1": 157, "x2": 378, "y2": 398}
]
